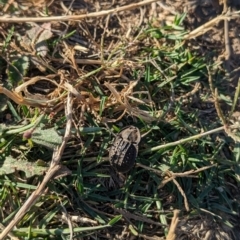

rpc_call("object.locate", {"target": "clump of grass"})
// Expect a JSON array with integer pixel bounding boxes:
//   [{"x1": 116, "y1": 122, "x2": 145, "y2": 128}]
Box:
[{"x1": 0, "y1": 2, "x2": 240, "y2": 240}]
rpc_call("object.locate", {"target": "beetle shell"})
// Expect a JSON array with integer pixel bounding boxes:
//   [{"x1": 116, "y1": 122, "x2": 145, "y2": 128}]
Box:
[{"x1": 109, "y1": 126, "x2": 141, "y2": 173}]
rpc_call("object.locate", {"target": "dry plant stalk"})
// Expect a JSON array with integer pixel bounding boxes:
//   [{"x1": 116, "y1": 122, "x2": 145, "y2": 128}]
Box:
[
  {"x1": 184, "y1": 10, "x2": 240, "y2": 40},
  {"x1": 0, "y1": 223, "x2": 19, "y2": 240},
  {"x1": 223, "y1": 0, "x2": 231, "y2": 71},
  {"x1": 137, "y1": 163, "x2": 216, "y2": 212},
  {"x1": 0, "y1": 93, "x2": 73, "y2": 239},
  {"x1": 0, "y1": 75, "x2": 61, "y2": 108},
  {"x1": 207, "y1": 65, "x2": 227, "y2": 126},
  {"x1": 0, "y1": 72, "x2": 94, "y2": 113},
  {"x1": 0, "y1": 0, "x2": 159, "y2": 23},
  {"x1": 207, "y1": 67, "x2": 240, "y2": 142},
  {"x1": 0, "y1": 85, "x2": 55, "y2": 108},
  {"x1": 214, "y1": 88, "x2": 227, "y2": 126},
  {"x1": 166, "y1": 210, "x2": 180, "y2": 240},
  {"x1": 159, "y1": 165, "x2": 217, "y2": 212}
]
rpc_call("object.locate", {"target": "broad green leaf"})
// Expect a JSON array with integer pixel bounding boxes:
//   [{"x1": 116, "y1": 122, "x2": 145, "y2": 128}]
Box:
[
  {"x1": 0, "y1": 156, "x2": 47, "y2": 177},
  {"x1": 32, "y1": 127, "x2": 62, "y2": 149},
  {"x1": 7, "y1": 56, "x2": 30, "y2": 86}
]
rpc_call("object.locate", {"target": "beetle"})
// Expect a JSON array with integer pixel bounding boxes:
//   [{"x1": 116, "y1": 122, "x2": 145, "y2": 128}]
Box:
[{"x1": 109, "y1": 126, "x2": 141, "y2": 173}]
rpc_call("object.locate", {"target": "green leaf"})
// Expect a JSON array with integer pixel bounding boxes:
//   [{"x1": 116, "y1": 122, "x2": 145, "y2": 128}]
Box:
[
  {"x1": 129, "y1": 225, "x2": 138, "y2": 236},
  {"x1": 99, "y1": 96, "x2": 107, "y2": 116},
  {"x1": 0, "y1": 156, "x2": 47, "y2": 178},
  {"x1": 3, "y1": 25, "x2": 14, "y2": 52},
  {"x1": 7, "y1": 56, "x2": 30, "y2": 86},
  {"x1": 13, "y1": 225, "x2": 111, "y2": 237},
  {"x1": 108, "y1": 215, "x2": 122, "y2": 226},
  {"x1": 32, "y1": 127, "x2": 62, "y2": 149}
]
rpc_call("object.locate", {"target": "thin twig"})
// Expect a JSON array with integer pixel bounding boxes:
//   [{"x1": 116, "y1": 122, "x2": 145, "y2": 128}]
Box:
[
  {"x1": 61, "y1": 206, "x2": 73, "y2": 240},
  {"x1": 142, "y1": 126, "x2": 225, "y2": 154},
  {"x1": 51, "y1": 94, "x2": 73, "y2": 166},
  {"x1": 157, "y1": 165, "x2": 217, "y2": 212},
  {"x1": 214, "y1": 88, "x2": 227, "y2": 125},
  {"x1": 223, "y1": 0, "x2": 231, "y2": 72},
  {"x1": 0, "y1": 0, "x2": 160, "y2": 23},
  {"x1": 172, "y1": 178, "x2": 189, "y2": 211},
  {"x1": 207, "y1": 66, "x2": 215, "y2": 94},
  {"x1": 183, "y1": 11, "x2": 240, "y2": 40},
  {"x1": 159, "y1": 165, "x2": 217, "y2": 188},
  {"x1": 171, "y1": 164, "x2": 217, "y2": 176},
  {"x1": 175, "y1": 82, "x2": 201, "y2": 101},
  {"x1": 136, "y1": 163, "x2": 164, "y2": 175}
]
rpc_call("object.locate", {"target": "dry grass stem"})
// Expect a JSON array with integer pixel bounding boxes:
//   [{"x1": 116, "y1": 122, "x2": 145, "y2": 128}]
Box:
[
  {"x1": 184, "y1": 10, "x2": 240, "y2": 40},
  {"x1": 223, "y1": 0, "x2": 231, "y2": 71},
  {"x1": 0, "y1": 74, "x2": 64, "y2": 108},
  {"x1": 166, "y1": 210, "x2": 180, "y2": 240},
  {"x1": 61, "y1": 207, "x2": 73, "y2": 240},
  {"x1": 175, "y1": 82, "x2": 201, "y2": 101},
  {"x1": 158, "y1": 165, "x2": 217, "y2": 211},
  {"x1": 143, "y1": 126, "x2": 225, "y2": 153},
  {"x1": 0, "y1": 0, "x2": 160, "y2": 23},
  {"x1": 172, "y1": 178, "x2": 189, "y2": 211},
  {"x1": 214, "y1": 88, "x2": 227, "y2": 126},
  {"x1": 0, "y1": 223, "x2": 19, "y2": 240}
]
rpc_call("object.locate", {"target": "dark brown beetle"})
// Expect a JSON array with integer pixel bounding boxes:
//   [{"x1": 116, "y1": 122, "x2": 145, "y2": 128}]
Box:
[{"x1": 109, "y1": 126, "x2": 141, "y2": 173}]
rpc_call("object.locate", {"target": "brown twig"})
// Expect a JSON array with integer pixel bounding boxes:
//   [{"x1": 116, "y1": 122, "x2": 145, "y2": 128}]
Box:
[
  {"x1": 223, "y1": 0, "x2": 231, "y2": 72},
  {"x1": 61, "y1": 205, "x2": 73, "y2": 240},
  {"x1": 136, "y1": 163, "x2": 217, "y2": 212},
  {"x1": 214, "y1": 88, "x2": 227, "y2": 125},
  {"x1": 0, "y1": 0, "x2": 160, "y2": 23},
  {"x1": 207, "y1": 66, "x2": 215, "y2": 94},
  {"x1": 159, "y1": 165, "x2": 216, "y2": 212},
  {"x1": 175, "y1": 82, "x2": 201, "y2": 101},
  {"x1": 159, "y1": 165, "x2": 217, "y2": 188},
  {"x1": 166, "y1": 210, "x2": 180, "y2": 240},
  {"x1": 0, "y1": 223, "x2": 19, "y2": 240},
  {"x1": 142, "y1": 126, "x2": 225, "y2": 154},
  {"x1": 184, "y1": 11, "x2": 240, "y2": 40},
  {"x1": 0, "y1": 85, "x2": 49, "y2": 108},
  {"x1": 172, "y1": 178, "x2": 189, "y2": 211},
  {"x1": 0, "y1": 93, "x2": 73, "y2": 239},
  {"x1": 207, "y1": 66, "x2": 227, "y2": 126}
]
